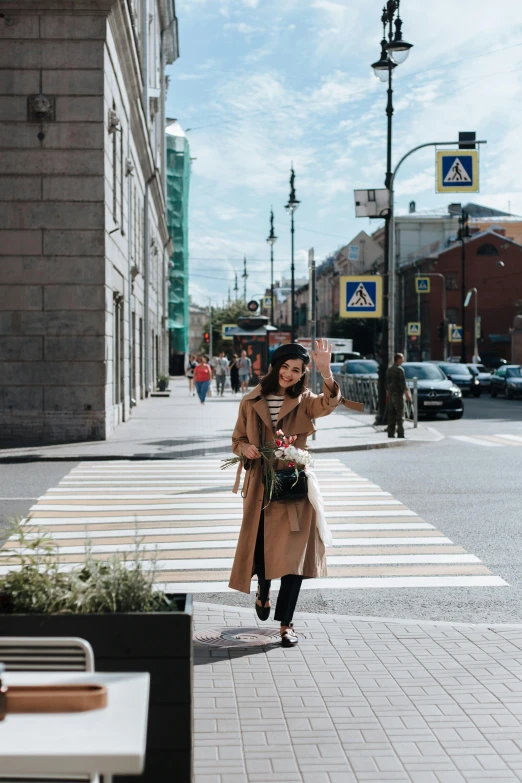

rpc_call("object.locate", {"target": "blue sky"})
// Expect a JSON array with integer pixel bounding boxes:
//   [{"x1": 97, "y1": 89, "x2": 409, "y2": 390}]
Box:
[{"x1": 166, "y1": 1, "x2": 522, "y2": 306}]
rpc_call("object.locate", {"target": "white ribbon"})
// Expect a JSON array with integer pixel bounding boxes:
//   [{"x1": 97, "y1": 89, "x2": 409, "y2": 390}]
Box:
[{"x1": 305, "y1": 469, "x2": 333, "y2": 547}]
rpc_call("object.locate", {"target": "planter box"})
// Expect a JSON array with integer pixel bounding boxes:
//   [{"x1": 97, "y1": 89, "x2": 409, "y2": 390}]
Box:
[{"x1": 0, "y1": 594, "x2": 193, "y2": 783}]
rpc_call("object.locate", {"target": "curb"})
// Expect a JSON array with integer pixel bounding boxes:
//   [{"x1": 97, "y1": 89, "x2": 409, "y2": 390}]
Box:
[{"x1": 0, "y1": 436, "x2": 438, "y2": 463}]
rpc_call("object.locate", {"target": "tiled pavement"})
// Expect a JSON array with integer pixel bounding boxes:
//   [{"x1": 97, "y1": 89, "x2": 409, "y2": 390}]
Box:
[{"x1": 194, "y1": 602, "x2": 522, "y2": 783}]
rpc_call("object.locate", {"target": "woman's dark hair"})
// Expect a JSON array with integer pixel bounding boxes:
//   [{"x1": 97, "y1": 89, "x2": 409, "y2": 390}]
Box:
[{"x1": 261, "y1": 357, "x2": 308, "y2": 398}]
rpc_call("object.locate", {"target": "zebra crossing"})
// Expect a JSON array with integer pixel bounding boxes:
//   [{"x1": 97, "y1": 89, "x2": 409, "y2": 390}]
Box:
[
  {"x1": 2, "y1": 459, "x2": 507, "y2": 591},
  {"x1": 451, "y1": 433, "x2": 522, "y2": 448}
]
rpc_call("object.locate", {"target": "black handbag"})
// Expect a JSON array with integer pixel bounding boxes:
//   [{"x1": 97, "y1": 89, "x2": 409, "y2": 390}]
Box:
[
  {"x1": 269, "y1": 467, "x2": 308, "y2": 502},
  {"x1": 257, "y1": 414, "x2": 308, "y2": 502}
]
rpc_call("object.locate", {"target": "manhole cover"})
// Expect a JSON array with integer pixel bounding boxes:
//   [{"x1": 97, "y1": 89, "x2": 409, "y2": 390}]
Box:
[{"x1": 194, "y1": 626, "x2": 281, "y2": 647}]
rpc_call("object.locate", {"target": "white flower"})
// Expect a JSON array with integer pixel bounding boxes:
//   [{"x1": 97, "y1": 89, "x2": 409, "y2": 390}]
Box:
[{"x1": 274, "y1": 449, "x2": 284, "y2": 458}]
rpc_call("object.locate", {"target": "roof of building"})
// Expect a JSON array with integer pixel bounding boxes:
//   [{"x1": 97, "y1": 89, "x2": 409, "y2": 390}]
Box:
[
  {"x1": 402, "y1": 228, "x2": 522, "y2": 269},
  {"x1": 166, "y1": 119, "x2": 187, "y2": 138},
  {"x1": 396, "y1": 202, "x2": 521, "y2": 221}
]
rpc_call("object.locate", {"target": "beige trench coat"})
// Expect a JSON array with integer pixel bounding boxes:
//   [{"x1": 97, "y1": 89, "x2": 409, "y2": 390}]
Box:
[{"x1": 228, "y1": 380, "x2": 341, "y2": 594}]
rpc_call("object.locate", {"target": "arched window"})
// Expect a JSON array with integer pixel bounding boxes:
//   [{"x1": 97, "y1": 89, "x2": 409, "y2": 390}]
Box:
[{"x1": 477, "y1": 243, "x2": 499, "y2": 256}]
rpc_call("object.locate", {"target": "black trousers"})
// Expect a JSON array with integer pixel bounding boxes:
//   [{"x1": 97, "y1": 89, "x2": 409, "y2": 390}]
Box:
[{"x1": 254, "y1": 512, "x2": 303, "y2": 626}]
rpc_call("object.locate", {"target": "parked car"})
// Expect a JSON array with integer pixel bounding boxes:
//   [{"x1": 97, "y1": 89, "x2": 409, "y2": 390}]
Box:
[
  {"x1": 402, "y1": 362, "x2": 463, "y2": 420},
  {"x1": 330, "y1": 362, "x2": 344, "y2": 374},
  {"x1": 466, "y1": 364, "x2": 492, "y2": 390},
  {"x1": 340, "y1": 359, "x2": 379, "y2": 379},
  {"x1": 433, "y1": 362, "x2": 481, "y2": 397},
  {"x1": 490, "y1": 365, "x2": 522, "y2": 398}
]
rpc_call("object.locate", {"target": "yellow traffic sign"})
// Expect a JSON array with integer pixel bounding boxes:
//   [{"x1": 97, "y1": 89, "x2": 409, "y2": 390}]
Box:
[
  {"x1": 407, "y1": 322, "x2": 421, "y2": 336},
  {"x1": 221, "y1": 323, "x2": 237, "y2": 340},
  {"x1": 415, "y1": 277, "x2": 430, "y2": 294},
  {"x1": 448, "y1": 324, "x2": 463, "y2": 343},
  {"x1": 436, "y1": 150, "x2": 479, "y2": 193},
  {"x1": 339, "y1": 275, "x2": 383, "y2": 319}
]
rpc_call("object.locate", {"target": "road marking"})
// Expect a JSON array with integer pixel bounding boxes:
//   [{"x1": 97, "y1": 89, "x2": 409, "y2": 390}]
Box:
[
  {"x1": 4, "y1": 458, "x2": 507, "y2": 590},
  {"x1": 451, "y1": 436, "x2": 503, "y2": 447}
]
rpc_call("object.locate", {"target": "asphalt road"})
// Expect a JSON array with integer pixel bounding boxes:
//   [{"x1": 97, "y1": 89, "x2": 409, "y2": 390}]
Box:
[{"x1": 1, "y1": 394, "x2": 521, "y2": 624}]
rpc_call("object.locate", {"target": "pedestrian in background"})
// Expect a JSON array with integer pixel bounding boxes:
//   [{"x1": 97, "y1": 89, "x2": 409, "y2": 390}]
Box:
[
  {"x1": 185, "y1": 354, "x2": 197, "y2": 396},
  {"x1": 194, "y1": 356, "x2": 212, "y2": 405},
  {"x1": 386, "y1": 352, "x2": 411, "y2": 439},
  {"x1": 237, "y1": 350, "x2": 252, "y2": 394},
  {"x1": 214, "y1": 351, "x2": 229, "y2": 397},
  {"x1": 230, "y1": 354, "x2": 240, "y2": 395},
  {"x1": 229, "y1": 340, "x2": 341, "y2": 648}
]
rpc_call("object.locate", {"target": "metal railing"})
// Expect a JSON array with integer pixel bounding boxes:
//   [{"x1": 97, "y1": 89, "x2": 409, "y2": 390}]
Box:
[{"x1": 334, "y1": 373, "x2": 418, "y2": 427}]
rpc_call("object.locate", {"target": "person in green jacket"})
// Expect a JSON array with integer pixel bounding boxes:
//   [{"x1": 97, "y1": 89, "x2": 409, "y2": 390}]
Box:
[{"x1": 386, "y1": 353, "x2": 412, "y2": 438}]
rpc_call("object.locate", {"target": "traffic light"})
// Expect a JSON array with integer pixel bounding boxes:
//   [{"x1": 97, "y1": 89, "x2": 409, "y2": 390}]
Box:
[
  {"x1": 203, "y1": 332, "x2": 210, "y2": 343},
  {"x1": 437, "y1": 321, "x2": 445, "y2": 339}
]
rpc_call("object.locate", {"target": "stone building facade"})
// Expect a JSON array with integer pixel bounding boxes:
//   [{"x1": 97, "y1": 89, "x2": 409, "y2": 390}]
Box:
[{"x1": 0, "y1": 0, "x2": 178, "y2": 444}]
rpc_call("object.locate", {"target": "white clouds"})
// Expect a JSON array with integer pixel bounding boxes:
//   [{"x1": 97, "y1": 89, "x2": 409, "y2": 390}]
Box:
[{"x1": 171, "y1": 0, "x2": 522, "y2": 302}]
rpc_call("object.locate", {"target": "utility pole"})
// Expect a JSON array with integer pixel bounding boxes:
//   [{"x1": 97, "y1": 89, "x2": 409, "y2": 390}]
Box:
[
  {"x1": 308, "y1": 248, "x2": 317, "y2": 394},
  {"x1": 242, "y1": 255, "x2": 248, "y2": 302},
  {"x1": 233, "y1": 273, "x2": 238, "y2": 301}
]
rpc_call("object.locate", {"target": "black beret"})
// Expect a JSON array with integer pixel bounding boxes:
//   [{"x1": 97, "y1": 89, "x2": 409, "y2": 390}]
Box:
[{"x1": 271, "y1": 342, "x2": 310, "y2": 366}]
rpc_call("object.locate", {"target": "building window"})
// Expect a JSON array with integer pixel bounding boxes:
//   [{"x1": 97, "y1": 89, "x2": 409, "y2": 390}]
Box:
[
  {"x1": 445, "y1": 273, "x2": 459, "y2": 291},
  {"x1": 447, "y1": 308, "x2": 459, "y2": 325},
  {"x1": 120, "y1": 126, "x2": 125, "y2": 234},
  {"x1": 112, "y1": 101, "x2": 118, "y2": 224},
  {"x1": 477, "y1": 242, "x2": 499, "y2": 256}
]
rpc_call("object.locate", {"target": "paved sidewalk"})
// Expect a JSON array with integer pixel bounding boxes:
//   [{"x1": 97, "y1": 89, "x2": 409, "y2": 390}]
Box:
[
  {"x1": 0, "y1": 378, "x2": 441, "y2": 462},
  {"x1": 194, "y1": 601, "x2": 522, "y2": 783}
]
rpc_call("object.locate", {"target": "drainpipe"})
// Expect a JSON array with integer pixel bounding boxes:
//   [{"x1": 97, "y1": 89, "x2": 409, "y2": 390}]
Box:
[
  {"x1": 141, "y1": 0, "x2": 149, "y2": 113},
  {"x1": 127, "y1": 139, "x2": 134, "y2": 411}
]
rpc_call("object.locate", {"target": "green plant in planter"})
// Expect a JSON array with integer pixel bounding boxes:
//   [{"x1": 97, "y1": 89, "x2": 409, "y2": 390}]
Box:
[
  {"x1": 157, "y1": 374, "x2": 169, "y2": 391},
  {"x1": 0, "y1": 517, "x2": 173, "y2": 614}
]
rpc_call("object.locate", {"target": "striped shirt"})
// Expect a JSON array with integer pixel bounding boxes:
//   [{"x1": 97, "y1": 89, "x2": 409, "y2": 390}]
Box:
[{"x1": 265, "y1": 394, "x2": 285, "y2": 428}]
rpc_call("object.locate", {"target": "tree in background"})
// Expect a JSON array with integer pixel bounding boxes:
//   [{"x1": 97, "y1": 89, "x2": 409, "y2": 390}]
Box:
[{"x1": 200, "y1": 301, "x2": 250, "y2": 355}]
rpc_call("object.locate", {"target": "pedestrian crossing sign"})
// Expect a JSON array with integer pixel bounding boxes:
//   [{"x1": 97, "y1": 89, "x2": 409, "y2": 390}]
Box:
[
  {"x1": 407, "y1": 322, "x2": 421, "y2": 336},
  {"x1": 448, "y1": 324, "x2": 463, "y2": 343},
  {"x1": 221, "y1": 323, "x2": 237, "y2": 340},
  {"x1": 340, "y1": 275, "x2": 382, "y2": 319},
  {"x1": 436, "y1": 150, "x2": 479, "y2": 193},
  {"x1": 415, "y1": 277, "x2": 430, "y2": 294}
]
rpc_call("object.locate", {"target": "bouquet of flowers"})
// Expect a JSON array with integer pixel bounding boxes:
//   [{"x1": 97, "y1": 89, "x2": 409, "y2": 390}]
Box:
[{"x1": 221, "y1": 429, "x2": 314, "y2": 501}]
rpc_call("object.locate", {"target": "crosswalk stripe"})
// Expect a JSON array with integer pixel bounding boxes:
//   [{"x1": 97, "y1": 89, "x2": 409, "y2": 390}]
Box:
[
  {"x1": 451, "y1": 436, "x2": 503, "y2": 447},
  {"x1": 4, "y1": 458, "x2": 507, "y2": 590}
]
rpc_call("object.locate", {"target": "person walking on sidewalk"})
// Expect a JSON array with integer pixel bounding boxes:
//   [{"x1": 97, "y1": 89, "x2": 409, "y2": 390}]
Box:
[
  {"x1": 386, "y1": 352, "x2": 411, "y2": 439},
  {"x1": 229, "y1": 354, "x2": 240, "y2": 395},
  {"x1": 214, "y1": 351, "x2": 229, "y2": 397},
  {"x1": 228, "y1": 340, "x2": 341, "y2": 648},
  {"x1": 185, "y1": 354, "x2": 197, "y2": 396},
  {"x1": 194, "y1": 355, "x2": 212, "y2": 405},
  {"x1": 237, "y1": 350, "x2": 252, "y2": 394}
]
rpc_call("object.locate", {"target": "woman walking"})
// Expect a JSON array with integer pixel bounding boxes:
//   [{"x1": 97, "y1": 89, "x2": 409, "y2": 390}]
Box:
[
  {"x1": 229, "y1": 354, "x2": 240, "y2": 395},
  {"x1": 193, "y1": 355, "x2": 212, "y2": 405},
  {"x1": 228, "y1": 339, "x2": 340, "y2": 647},
  {"x1": 185, "y1": 354, "x2": 197, "y2": 396}
]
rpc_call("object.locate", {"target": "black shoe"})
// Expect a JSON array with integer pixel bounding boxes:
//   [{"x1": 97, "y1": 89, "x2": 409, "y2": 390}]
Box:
[
  {"x1": 397, "y1": 434, "x2": 405, "y2": 439},
  {"x1": 387, "y1": 434, "x2": 395, "y2": 439},
  {"x1": 255, "y1": 587, "x2": 270, "y2": 621},
  {"x1": 281, "y1": 624, "x2": 298, "y2": 648}
]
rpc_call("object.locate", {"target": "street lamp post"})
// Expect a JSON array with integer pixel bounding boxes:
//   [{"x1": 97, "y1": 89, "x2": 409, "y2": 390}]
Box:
[
  {"x1": 371, "y1": 0, "x2": 413, "y2": 423},
  {"x1": 464, "y1": 287, "x2": 479, "y2": 363},
  {"x1": 285, "y1": 165, "x2": 300, "y2": 342},
  {"x1": 267, "y1": 209, "x2": 277, "y2": 326},
  {"x1": 459, "y1": 209, "x2": 471, "y2": 363}
]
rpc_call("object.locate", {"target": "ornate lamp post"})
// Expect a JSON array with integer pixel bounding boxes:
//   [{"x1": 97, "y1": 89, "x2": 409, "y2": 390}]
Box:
[
  {"x1": 371, "y1": 0, "x2": 413, "y2": 423},
  {"x1": 267, "y1": 209, "x2": 277, "y2": 326},
  {"x1": 285, "y1": 165, "x2": 300, "y2": 342}
]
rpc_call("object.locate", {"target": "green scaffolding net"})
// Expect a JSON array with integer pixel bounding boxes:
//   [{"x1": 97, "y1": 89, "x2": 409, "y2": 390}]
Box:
[{"x1": 166, "y1": 120, "x2": 190, "y2": 355}]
